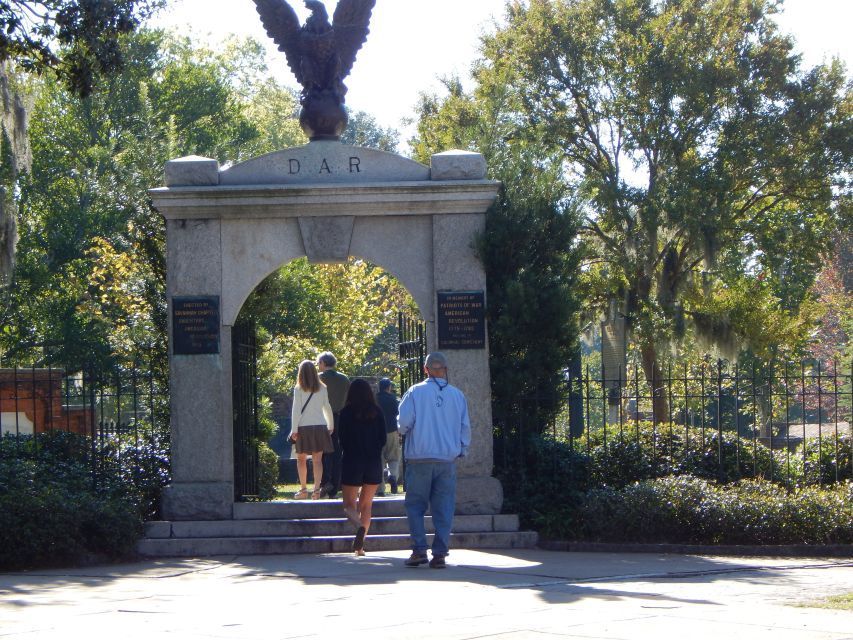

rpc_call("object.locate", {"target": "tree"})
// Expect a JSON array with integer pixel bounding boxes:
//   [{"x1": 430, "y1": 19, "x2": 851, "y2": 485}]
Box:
[
  {"x1": 808, "y1": 243, "x2": 853, "y2": 366},
  {"x1": 0, "y1": 62, "x2": 30, "y2": 287},
  {"x1": 0, "y1": 0, "x2": 163, "y2": 96},
  {"x1": 239, "y1": 257, "x2": 418, "y2": 396},
  {"x1": 412, "y1": 75, "x2": 582, "y2": 431},
  {"x1": 341, "y1": 109, "x2": 399, "y2": 152},
  {"x1": 0, "y1": 30, "x2": 272, "y2": 366},
  {"x1": 0, "y1": 0, "x2": 162, "y2": 287},
  {"x1": 471, "y1": 0, "x2": 852, "y2": 418}
]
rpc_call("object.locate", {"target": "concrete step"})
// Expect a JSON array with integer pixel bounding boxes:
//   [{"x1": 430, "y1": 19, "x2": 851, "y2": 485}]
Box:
[
  {"x1": 232, "y1": 496, "x2": 407, "y2": 519},
  {"x1": 137, "y1": 495, "x2": 538, "y2": 558},
  {"x1": 145, "y1": 514, "x2": 521, "y2": 539},
  {"x1": 136, "y1": 531, "x2": 539, "y2": 557}
]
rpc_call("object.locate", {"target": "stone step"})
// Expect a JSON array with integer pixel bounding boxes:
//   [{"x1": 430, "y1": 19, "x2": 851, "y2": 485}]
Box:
[
  {"x1": 232, "y1": 497, "x2": 407, "y2": 519},
  {"x1": 145, "y1": 514, "x2": 521, "y2": 539},
  {"x1": 138, "y1": 495, "x2": 538, "y2": 558},
  {"x1": 136, "y1": 531, "x2": 539, "y2": 557}
]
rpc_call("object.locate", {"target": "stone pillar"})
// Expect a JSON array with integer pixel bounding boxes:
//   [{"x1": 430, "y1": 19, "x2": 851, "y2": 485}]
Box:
[
  {"x1": 161, "y1": 158, "x2": 233, "y2": 520},
  {"x1": 430, "y1": 151, "x2": 502, "y2": 515}
]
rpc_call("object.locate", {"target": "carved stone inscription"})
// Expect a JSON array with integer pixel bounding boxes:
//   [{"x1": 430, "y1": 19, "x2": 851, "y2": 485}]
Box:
[
  {"x1": 437, "y1": 291, "x2": 486, "y2": 350},
  {"x1": 217, "y1": 144, "x2": 432, "y2": 185},
  {"x1": 286, "y1": 156, "x2": 362, "y2": 176},
  {"x1": 172, "y1": 296, "x2": 220, "y2": 355}
]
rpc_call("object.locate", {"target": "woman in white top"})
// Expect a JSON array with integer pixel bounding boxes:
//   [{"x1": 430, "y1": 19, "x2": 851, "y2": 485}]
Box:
[{"x1": 289, "y1": 360, "x2": 335, "y2": 499}]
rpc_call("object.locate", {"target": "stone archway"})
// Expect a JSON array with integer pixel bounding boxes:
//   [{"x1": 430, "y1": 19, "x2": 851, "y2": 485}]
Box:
[{"x1": 150, "y1": 142, "x2": 501, "y2": 521}]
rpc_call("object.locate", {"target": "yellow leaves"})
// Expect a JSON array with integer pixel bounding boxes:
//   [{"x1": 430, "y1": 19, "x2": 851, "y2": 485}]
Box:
[
  {"x1": 258, "y1": 257, "x2": 418, "y2": 390},
  {"x1": 690, "y1": 276, "x2": 818, "y2": 360},
  {"x1": 77, "y1": 235, "x2": 156, "y2": 356}
]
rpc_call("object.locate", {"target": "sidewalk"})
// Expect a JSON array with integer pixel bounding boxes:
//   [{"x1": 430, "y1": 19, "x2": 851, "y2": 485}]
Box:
[{"x1": 2, "y1": 549, "x2": 852, "y2": 639}]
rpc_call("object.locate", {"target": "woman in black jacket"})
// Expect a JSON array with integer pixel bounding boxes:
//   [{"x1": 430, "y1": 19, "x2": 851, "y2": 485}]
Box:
[{"x1": 339, "y1": 378, "x2": 387, "y2": 555}]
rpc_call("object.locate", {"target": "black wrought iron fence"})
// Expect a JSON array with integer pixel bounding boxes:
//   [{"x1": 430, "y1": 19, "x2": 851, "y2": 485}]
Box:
[
  {"x1": 0, "y1": 355, "x2": 170, "y2": 506},
  {"x1": 397, "y1": 312, "x2": 425, "y2": 395},
  {"x1": 494, "y1": 359, "x2": 853, "y2": 490}
]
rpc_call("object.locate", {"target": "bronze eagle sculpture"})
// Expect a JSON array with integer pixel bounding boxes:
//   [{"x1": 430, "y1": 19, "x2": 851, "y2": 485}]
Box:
[{"x1": 253, "y1": 0, "x2": 376, "y2": 140}]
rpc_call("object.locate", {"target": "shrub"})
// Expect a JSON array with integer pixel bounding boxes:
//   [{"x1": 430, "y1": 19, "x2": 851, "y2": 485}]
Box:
[
  {"x1": 573, "y1": 477, "x2": 853, "y2": 545},
  {"x1": 0, "y1": 430, "x2": 170, "y2": 570},
  {"x1": 494, "y1": 434, "x2": 589, "y2": 537},
  {"x1": 497, "y1": 429, "x2": 853, "y2": 543},
  {"x1": 257, "y1": 442, "x2": 279, "y2": 500},
  {"x1": 584, "y1": 422, "x2": 787, "y2": 485},
  {"x1": 797, "y1": 435, "x2": 853, "y2": 485}
]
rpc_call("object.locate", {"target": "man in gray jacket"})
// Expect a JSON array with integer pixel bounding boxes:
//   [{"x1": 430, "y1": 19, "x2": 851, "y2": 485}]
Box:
[
  {"x1": 398, "y1": 352, "x2": 470, "y2": 568},
  {"x1": 317, "y1": 351, "x2": 349, "y2": 499}
]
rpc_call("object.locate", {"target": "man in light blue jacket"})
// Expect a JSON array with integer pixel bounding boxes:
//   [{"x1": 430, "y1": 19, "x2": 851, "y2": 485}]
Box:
[{"x1": 398, "y1": 351, "x2": 470, "y2": 568}]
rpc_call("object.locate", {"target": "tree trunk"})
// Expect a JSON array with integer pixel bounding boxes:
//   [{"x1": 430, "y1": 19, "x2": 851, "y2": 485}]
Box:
[
  {"x1": 640, "y1": 341, "x2": 669, "y2": 422},
  {"x1": 1, "y1": 62, "x2": 31, "y2": 286}
]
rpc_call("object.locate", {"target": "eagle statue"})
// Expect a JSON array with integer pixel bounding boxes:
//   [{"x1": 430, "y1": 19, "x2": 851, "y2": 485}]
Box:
[{"x1": 253, "y1": 0, "x2": 376, "y2": 140}]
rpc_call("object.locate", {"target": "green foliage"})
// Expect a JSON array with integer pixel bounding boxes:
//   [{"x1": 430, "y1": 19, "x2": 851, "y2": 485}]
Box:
[
  {"x1": 257, "y1": 442, "x2": 279, "y2": 501},
  {"x1": 799, "y1": 435, "x2": 853, "y2": 485},
  {"x1": 244, "y1": 257, "x2": 417, "y2": 395},
  {"x1": 0, "y1": 29, "x2": 287, "y2": 368},
  {"x1": 498, "y1": 426, "x2": 852, "y2": 539},
  {"x1": 0, "y1": 430, "x2": 170, "y2": 569},
  {"x1": 341, "y1": 109, "x2": 399, "y2": 152},
  {"x1": 240, "y1": 77, "x2": 306, "y2": 156},
  {"x1": 584, "y1": 422, "x2": 784, "y2": 485},
  {"x1": 574, "y1": 477, "x2": 853, "y2": 545},
  {"x1": 483, "y1": 182, "x2": 582, "y2": 430},
  {"x1": 494, "y1": 434, "x2": 589, "y2": 536},
  {"x1": 412, "y1": 74, "x2": 583, "y2": 430},
  {"x1": 0, "y1": 1, "x2": 164, "y2": 96},
  {"x1": 465, "y1": 0, "x2": 853, "y2": 384}
]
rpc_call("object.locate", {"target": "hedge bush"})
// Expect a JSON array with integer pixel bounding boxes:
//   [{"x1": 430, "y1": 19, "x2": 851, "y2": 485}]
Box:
[
  {"x1": 258, "y1": 442, "x2": 279, "y2": 500},
  {"x1": 496, "y1": 428, "x2": 853, "y2": 544},
  {"x1": 0, "y1": 431, "x2": 170, "y2": 570},
  {"x1": 570, "y1": 477, "x2": 853, "y2": 545}
]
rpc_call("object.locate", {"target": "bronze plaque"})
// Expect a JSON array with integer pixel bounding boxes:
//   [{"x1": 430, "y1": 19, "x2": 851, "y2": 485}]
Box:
[
  {"x1": 172, "y1": 296, "x2": 220, "y2": 355},
  {"x1": 437, "y1": 291, "x2": 486, "y2": 350}
]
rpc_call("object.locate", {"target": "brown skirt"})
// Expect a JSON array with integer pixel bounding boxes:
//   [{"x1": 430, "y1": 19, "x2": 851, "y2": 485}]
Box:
[{"x1": 294, "y1": 424, "x2": 334, "y2": 454}]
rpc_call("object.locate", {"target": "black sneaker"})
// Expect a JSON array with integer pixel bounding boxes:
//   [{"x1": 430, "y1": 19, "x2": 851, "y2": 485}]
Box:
[
  {"x1": 389, "y1": 476, "x2": 398, "y2": 494},
  {"x1": 404, "y1": 552, "x2": 428, "y2": 567},
  {"x1": 353, "y1": 526, "x2": 366, "y2": 552},
  {"x1": 429, "y1": 554, "x2": 446, "y2": 569}
]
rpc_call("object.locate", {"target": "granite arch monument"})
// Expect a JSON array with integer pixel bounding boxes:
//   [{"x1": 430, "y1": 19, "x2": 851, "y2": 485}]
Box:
[{"x1": 150, "y1": 142, "x2": 502, "y2": 521}]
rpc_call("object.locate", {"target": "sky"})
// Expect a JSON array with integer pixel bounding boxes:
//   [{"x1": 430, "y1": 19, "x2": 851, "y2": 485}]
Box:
[{"x1": 151, "y1": 0, "x2": 853, "y2": 140}]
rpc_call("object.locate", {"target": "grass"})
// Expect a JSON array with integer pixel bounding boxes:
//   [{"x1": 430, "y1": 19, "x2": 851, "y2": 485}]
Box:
[
  {"x1": 797, "y1": 592, "x2": 853, "y2": 611},
  {"x1": 274, "y1": 483, "x2": 303, "y2": 499},
  {"x1": 272, "y1": 483, "x2": 404, "y2": 500}
]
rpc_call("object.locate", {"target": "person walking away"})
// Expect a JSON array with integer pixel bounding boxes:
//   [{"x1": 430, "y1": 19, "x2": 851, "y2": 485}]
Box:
[
  {"x1": 317, "y1": 351, "x2": 349, "y2": 499},
  {"x1": 398, "y1": 352, "x2": 470, "y2": 569},
  {"x1": 376, "y1": 377, "x2": 401, "y2": 494},
  {"x1": 289, "y1": 360, "x2": 335, "y2": 500},
  {"x1": 338, "y1": 378, "x2": 387, "y2": 555}
]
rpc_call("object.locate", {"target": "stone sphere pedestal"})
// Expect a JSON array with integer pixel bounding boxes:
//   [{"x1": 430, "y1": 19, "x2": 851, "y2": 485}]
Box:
[{"x1": 299, "y1": 95, "x2": 348, "y2": 141}]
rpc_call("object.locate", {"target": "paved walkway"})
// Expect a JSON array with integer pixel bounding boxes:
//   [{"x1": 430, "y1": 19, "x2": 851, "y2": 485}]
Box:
[{"x1": 2, "y1": 550, "x2": 853, "y2": 639}]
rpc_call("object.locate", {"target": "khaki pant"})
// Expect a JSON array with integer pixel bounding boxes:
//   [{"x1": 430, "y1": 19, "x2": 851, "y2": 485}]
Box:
[{"x1": 379, "y1": 432, "x2": 401, "y2": 493}]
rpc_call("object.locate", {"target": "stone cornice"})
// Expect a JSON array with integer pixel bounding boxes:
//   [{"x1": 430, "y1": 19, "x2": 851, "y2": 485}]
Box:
[{"x1": 150, "y1": 180, "x2": 500, "y2": 220}]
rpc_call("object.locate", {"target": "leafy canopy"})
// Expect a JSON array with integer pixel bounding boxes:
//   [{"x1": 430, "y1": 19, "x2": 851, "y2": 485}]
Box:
[
  {"x1": 476, "y1": 0, "x2": 852, "y2": 367},
  {"x1": 412, "y1": 74, "x2": 582, "y2": 428},
  {"x1": 0, "y1": 0, "x2": 164, "y2": 95},
  {"x1": 1, "y1": 29, "x2": 303, "y2": 366}
]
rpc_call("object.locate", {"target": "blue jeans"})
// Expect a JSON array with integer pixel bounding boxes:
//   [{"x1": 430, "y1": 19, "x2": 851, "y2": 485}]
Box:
[{"x1": 404, "y1": 461, "x2": 456, "y2": 556}]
